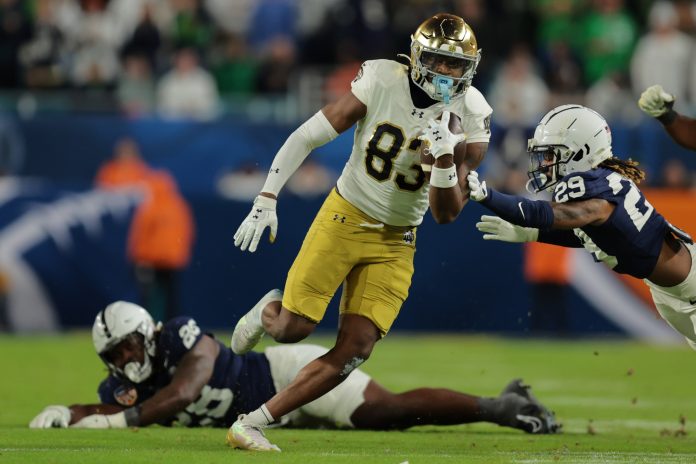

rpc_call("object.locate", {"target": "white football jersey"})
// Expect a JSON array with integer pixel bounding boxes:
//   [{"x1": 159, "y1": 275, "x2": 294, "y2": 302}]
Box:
[{"x1": 336, "y1": 59, "x2": 493, "y2": 226}]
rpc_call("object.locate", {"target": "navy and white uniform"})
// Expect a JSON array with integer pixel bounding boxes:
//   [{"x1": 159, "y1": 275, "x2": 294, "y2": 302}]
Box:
[
  {"x1": 550, "y1": 167, "x2": 669, "y2": 278},
  {"x1": 548, "y1": 168, "x2": 696, "y2": 348},
  {"x1": 98, "y1": 317, "x2": 372, "y2": 428}
]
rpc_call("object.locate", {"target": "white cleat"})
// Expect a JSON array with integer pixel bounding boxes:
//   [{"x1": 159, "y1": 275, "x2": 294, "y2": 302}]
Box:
[
  {"x1": 230, "y1": 289, "x2": 283, "y2": 354},
  {"x1": 226, "y1": 415, "x2": 281, "y2": 452}
]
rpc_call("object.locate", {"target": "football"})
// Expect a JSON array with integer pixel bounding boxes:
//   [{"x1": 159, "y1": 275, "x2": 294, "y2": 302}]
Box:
[{"x1": 420, "y1": 112, "x2": 464, "y2": 171}]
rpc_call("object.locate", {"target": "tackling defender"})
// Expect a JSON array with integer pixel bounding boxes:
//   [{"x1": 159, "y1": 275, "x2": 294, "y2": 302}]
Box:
[
  {"x1": 466, "y1": 104, "x2": 696, "y2": 350},
  {"x1": 29, "y1": 301, "x2": 559, "y2": 438},
  {"x1": 638, "y1": 84, "x2": 696, "y2": 151},
  {"x1": 229, "y1": 13, "x2": 494, "y2": 451}
]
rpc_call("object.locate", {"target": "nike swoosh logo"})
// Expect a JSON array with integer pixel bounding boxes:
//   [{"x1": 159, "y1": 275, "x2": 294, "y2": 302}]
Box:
[{"x1": 518, "y1": 202, "x2": 526, "y2": 220}]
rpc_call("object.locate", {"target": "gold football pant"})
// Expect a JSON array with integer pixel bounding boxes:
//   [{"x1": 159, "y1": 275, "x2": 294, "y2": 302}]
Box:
[{"x1": 283, "y1": 189, "x2": 417, "y2": 336}]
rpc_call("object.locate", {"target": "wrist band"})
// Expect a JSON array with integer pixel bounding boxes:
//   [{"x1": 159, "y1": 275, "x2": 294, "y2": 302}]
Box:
[
  {"x1": 254, "y1": 195, "x2": 277, "y2": 209},
  {"x1": 124, "y1": 405, "x2": 142, "y2": 427},
  {"x1": 658, "y1": 109, "x2": 677, "y2": 125},
  {"x1": 429, "y1": 165, "x2": 458, "y2": 188}
]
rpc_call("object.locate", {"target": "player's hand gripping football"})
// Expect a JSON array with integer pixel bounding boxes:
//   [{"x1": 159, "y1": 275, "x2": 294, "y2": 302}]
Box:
[
  {"x1": 476, "y1": 215, "x2": 539, "y2": 243},
  {"x1": 29, "y1": 405, "x2": 71, "y2": 428},
  {"x1": 638, "y1": 85, "x2": 675, "y2": 118},
  {"x1": 234, "y1": 195, "x2": 278, "y2": 253},
  {"x1": 418, "y1": 111, "x2": 467, "y2": 159},
  {"x1": 466, "y1": 170, "x2": 488, "y2": 201}
]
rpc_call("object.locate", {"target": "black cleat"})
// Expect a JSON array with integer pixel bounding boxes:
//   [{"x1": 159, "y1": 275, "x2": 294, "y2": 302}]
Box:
[{"x1": 499, "y1": 378, "x2": 561, "y2": 434}]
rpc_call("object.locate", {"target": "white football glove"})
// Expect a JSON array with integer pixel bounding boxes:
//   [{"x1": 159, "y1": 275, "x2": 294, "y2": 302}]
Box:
[
  {"x1": 418, "y1": 111, "x2": 466, "y2": 159},
  {"x1": 233, "y1": 195, "x2": 278, "y2": 253},
  {"x1": 29, "y1": 405, "x2": 71, "y2": 428},
  {"x1": 466, "y1": 171, "x2": 488, "y2": 202},
  {"x1": 70, "y1": 412, "x2": 127, "y2": 429},
  {"x1": 638, "y1": 84, "x2": 674, "y2": 118},
  {"x1": 476, "y1": 215, "x2": 539, "y2": 243}
]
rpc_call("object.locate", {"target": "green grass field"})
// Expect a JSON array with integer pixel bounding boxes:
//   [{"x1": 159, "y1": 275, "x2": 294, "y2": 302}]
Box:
[{"x1": 2, "y1": 333, "x2": 695, "y2": 463}]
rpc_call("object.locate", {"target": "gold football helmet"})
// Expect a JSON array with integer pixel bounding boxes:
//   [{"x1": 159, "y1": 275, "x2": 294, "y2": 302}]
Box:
[{"x1": 409, "y1": 13, "x2": 481, "y2": 103}]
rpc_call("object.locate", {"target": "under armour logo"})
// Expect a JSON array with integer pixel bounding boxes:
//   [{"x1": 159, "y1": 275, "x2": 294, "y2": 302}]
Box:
[
  {"x1": 411, "y1": 109, "x2": 424, "y2": 118},
  {"x1": 333, "y1": 214, "x2": 346, "y2": 223},
  {"x1": 270, "y1": 168, "x2": 280, "y2": 174},
  {"x1": 448, "y1": 174, "x2": 455, "y2": 180}
]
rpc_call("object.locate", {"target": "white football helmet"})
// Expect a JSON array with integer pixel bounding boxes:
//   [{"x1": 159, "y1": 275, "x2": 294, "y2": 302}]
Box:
[
  {"x1": 409, "y1": 13, "x2": 481, "y2": 103},
  {"x1": 92, "y1": 301, "x2": 157, "y2": 384},
  {"x1": 527, "y1": 104, "x2": 613, "y2": 192}
]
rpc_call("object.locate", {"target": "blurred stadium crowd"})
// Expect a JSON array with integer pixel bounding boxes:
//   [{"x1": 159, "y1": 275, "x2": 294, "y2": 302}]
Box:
[
  {"x1": 0, "y1": 1, "x2": 694, "y2": 109},
  {"x1": 1, "y1": 0, "x2": 696, "y2": 185}
]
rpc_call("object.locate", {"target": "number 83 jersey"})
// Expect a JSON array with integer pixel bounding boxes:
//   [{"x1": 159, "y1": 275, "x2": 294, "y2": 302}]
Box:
[{"x1": 337, "y1": 59, "x2": 492, "y2": 226}]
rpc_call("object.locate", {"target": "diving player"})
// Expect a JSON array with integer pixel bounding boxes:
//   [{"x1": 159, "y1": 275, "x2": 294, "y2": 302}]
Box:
[
  {"x1": 29, "y1": 301, "x2": 560, "y2": 438},
  {"x1": 466, "y1": 104, "x2": 696, "y2": 350},
  {"x1": 229, "y1": 13, "x2": 494, "y2": 451}
]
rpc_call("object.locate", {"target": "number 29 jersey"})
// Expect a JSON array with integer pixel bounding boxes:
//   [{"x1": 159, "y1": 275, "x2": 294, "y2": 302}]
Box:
[
  {"x1": 337, "y1": 59, "x2": 492, "y2": 226},
  {"x1": 554, "y1": 168, "x2": 669, "y2": 278}
]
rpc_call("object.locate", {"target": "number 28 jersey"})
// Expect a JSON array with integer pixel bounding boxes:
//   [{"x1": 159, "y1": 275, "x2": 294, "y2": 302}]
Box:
[
  {"x1": 97, "y1": 317, "x2": 275, "y2": 427},
  {"x1": 553, "y1": 168, "x2": 669, "y2": 278},
  {"x1": 337, "y1": 59, "x2": 492, "y2": 226}
]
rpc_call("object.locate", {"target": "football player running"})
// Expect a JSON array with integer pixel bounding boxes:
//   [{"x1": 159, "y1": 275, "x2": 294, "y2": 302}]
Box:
[
  {"x1": 638, "y1": 84, "x2": 696, "y2": 150},
  {"x1": 229, "y1": 14, "x2": 495, "y2": 451},
  {"x1": 29, "y1": 301, "x2": 560, "y2": 440},
  {"x1": 467, "y1": 104, "x2": 696, "y2": 349}
]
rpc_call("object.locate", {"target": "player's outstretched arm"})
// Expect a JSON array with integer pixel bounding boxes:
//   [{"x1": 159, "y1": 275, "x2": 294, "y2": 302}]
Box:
[
  {"x1": 67, "y1": 335, "x2": 219, "y2": 429},
  {"x1": 475, "y1": 215, "x2": 584, "y2": 247},
  {"x1": 233, "y1": 92, "x2": 366, "y2": 252},
  {"x1": 638, "y1": 85, "x2": 696, "y2": 151},
  {"x1": 467, "y1": 171, "x2": 613, "y2": 229},
  {"x1": 135, "y1": 334, "x2": 219, "y2": 426},
  {"x1": 29, "y1": 404, "x2": 124, "y2": 428}
]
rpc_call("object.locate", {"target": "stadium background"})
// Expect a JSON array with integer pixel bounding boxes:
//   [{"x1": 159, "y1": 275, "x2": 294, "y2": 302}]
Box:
[{"x1": 0, "y1": 0, "x2": 695, "y2": 340}]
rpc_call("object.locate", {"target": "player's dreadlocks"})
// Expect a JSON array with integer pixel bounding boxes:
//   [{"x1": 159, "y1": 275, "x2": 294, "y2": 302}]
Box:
[{"x1": 598, "y1": 157, "x2": 646, "y2": 184}]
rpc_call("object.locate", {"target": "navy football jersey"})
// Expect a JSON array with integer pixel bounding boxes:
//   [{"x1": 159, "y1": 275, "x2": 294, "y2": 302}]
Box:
[
  {"x1": 552, "y1": 167, "x2": 669, "y2": 278},
  {"x1": 98, "y1": 316, "x2": 276, "y2": 427}
]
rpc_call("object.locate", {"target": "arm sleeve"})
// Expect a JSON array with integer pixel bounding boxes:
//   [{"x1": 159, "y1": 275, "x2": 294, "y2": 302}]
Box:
[
  {"x1": 260, "y1": 110, "x2": 339, "y2": 196},
  {"x1": 480, "y1": 189, "x2": 554, "y2": 229},
  {"x1": 537, "y1": 229, "x2": 584, "y2": 248}
]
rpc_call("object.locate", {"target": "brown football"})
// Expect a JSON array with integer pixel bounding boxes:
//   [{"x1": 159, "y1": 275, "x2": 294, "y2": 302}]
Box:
[{"x1": 420, "y1": 112, "x2": 463, "y2": 170}]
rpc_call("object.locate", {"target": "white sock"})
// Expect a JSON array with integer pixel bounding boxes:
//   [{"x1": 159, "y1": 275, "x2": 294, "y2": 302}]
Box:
[{"x1": 242, "y1": 404, "x2": 274, "y2": 427}]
